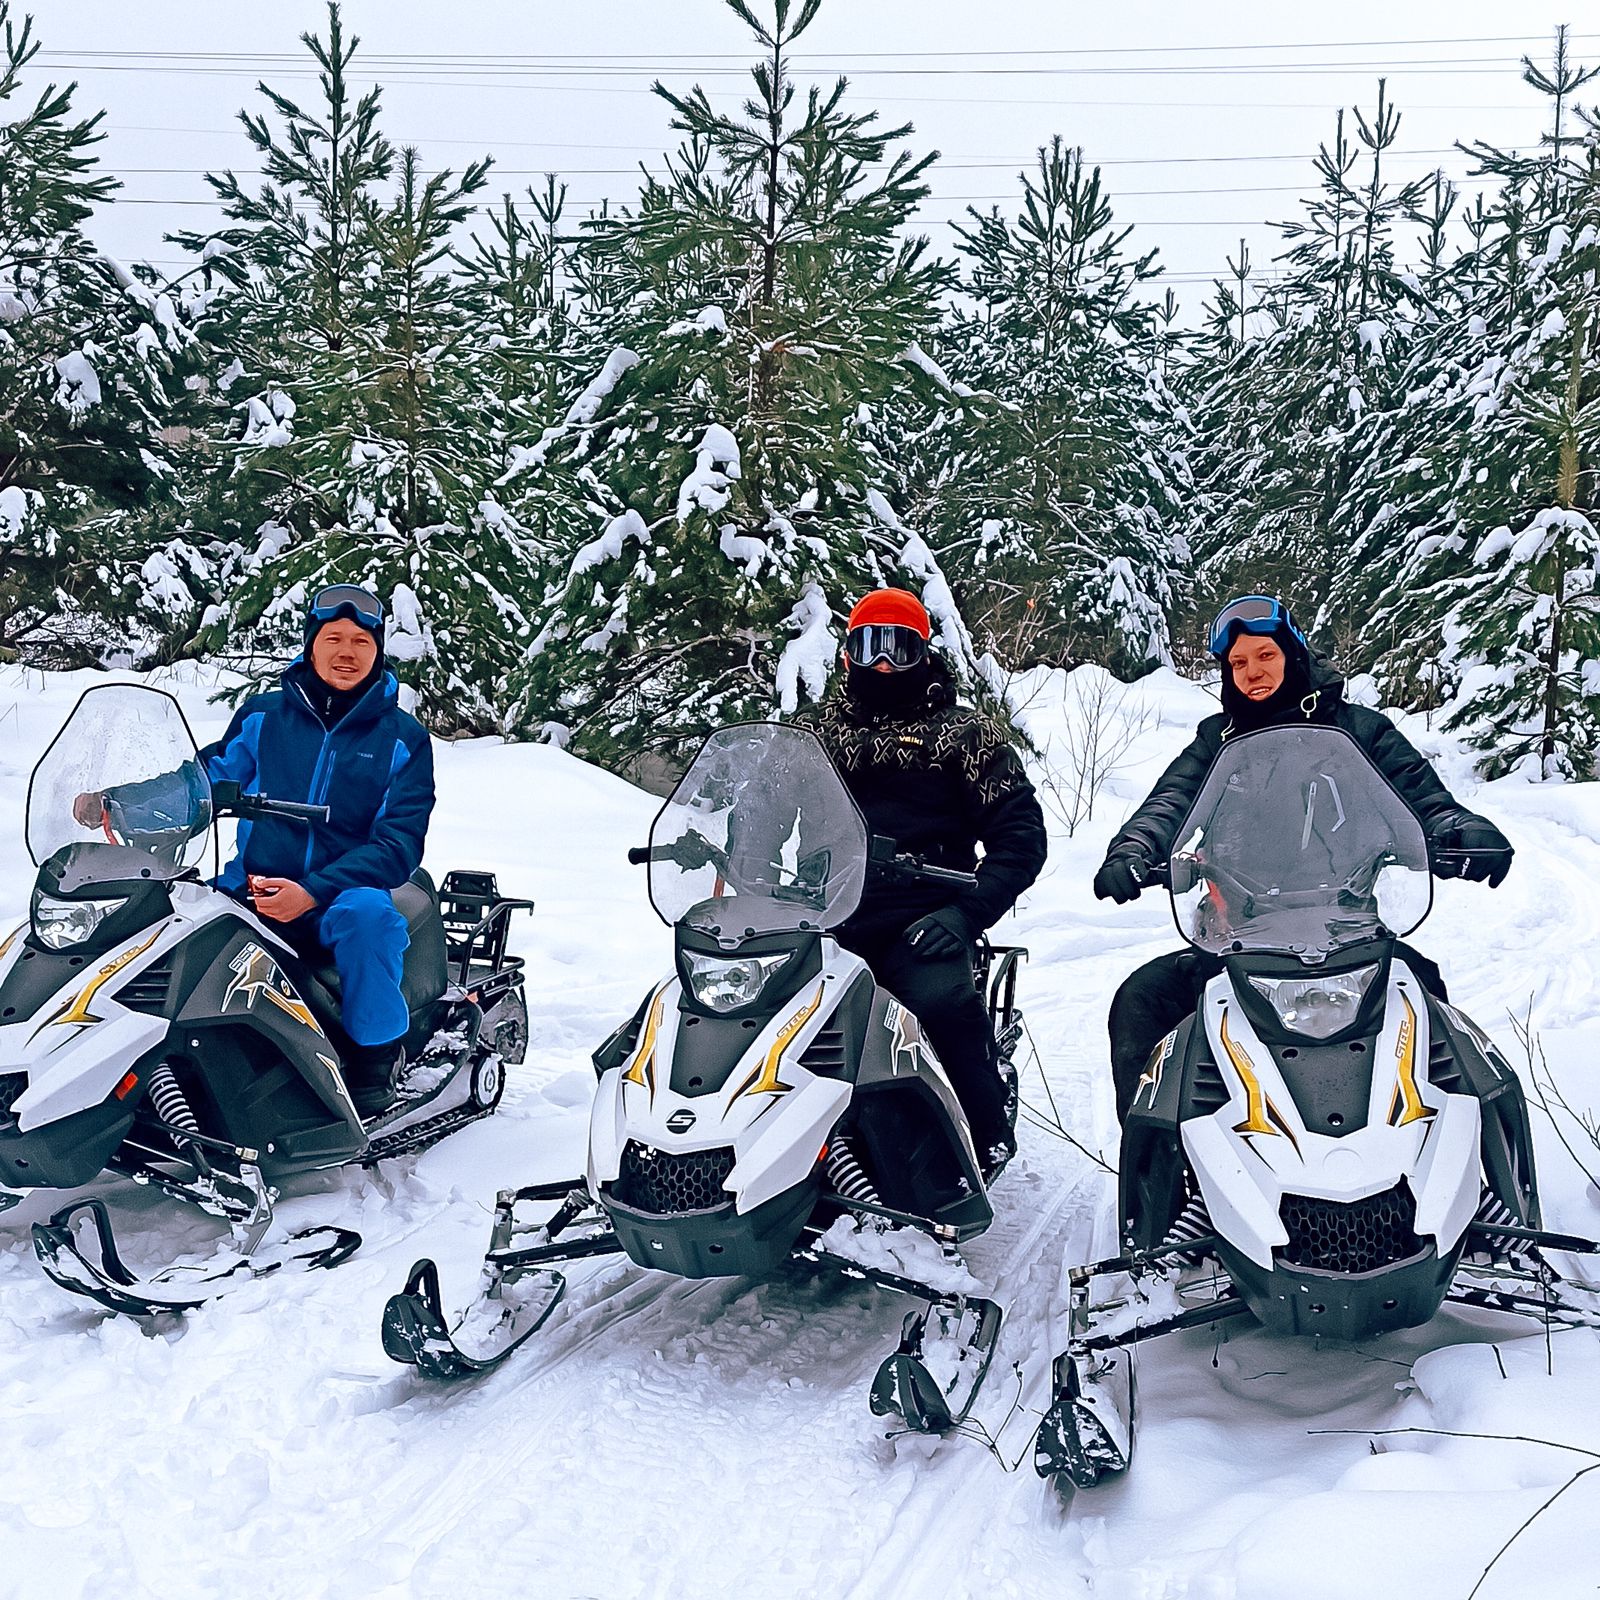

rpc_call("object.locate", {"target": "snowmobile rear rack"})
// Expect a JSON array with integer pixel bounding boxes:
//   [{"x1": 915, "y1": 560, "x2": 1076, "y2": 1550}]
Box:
[{"x1": 437, "y1": 870, "x2": 534, "y2": 988}]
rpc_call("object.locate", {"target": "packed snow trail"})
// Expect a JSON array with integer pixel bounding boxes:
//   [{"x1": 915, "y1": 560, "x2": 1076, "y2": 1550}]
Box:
[{"x1": 1, "y1": 663, "x2": 1599, "y2": 1599}]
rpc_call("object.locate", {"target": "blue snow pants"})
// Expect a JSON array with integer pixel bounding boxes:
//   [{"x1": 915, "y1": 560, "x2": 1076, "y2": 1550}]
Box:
[{"x1": 316, "y1": 888, "x2": 411, "y2": 1047}]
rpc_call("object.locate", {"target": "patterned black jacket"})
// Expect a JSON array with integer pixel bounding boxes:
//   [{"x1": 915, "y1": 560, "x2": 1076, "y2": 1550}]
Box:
[{"x1": 797, "y1": 662, "x2": 1048, "y2": 945}]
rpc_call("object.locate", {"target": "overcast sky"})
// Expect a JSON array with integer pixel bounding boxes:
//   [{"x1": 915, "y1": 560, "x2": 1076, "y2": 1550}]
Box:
[{"x1": 20, "y1": 1, "x2": 1593, "y2": 320}]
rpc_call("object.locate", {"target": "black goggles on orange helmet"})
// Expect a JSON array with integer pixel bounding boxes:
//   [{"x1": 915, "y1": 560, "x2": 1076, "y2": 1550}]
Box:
[{"x1": 845, "y1": 623, "x2": 928, "y2": 671}]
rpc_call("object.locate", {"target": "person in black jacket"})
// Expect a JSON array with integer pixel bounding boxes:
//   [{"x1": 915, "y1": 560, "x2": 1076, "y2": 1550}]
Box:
[
  {"x1": 799, "y1": 588, "x2": 1048, "y2": 1174},
  {"x1": 1094, "y1": 594, "x2": 1513, "y2": 1120}
]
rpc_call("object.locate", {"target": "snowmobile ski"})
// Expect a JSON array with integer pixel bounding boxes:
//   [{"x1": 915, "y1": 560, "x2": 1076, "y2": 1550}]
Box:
[
  {"x1": 380, "y1": 1256, "x2": 567, "y2": 1380},
  {"x1": 381, "y1": 1182, "x2": 621, "y2": 1379},
  {"x1": 31, "y1": 1197, "x2": 360, "y2": 1317},
  {"x1": 868, "y1": 1294, "x2": 1003, "y2": 1434}
]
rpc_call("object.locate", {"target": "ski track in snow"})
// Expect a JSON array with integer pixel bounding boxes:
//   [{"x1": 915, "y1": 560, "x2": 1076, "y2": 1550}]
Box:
[{"x1": 1, "y1": 663, "x2": 1599, "y2": 1599}]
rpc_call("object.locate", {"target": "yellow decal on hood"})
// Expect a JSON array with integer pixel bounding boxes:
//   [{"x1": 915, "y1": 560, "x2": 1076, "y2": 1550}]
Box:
[
  {"x1": 35, "y1": 930, "x2": 162, "y2": 1037},
  {"x1": 734, "y1": 983, "x2": 825, "y2": 1100},
  {"x1": 623, "y1": 988, "x2": 668, "y2": 1099},
  {"x1": 1219, "y1": 1008, "x2": 1277, "y2": 1137}
]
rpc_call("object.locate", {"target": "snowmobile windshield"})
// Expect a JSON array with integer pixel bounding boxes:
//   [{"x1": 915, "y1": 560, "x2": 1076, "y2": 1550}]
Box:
[
  {"x1": 647, "y1": 723, "x2": 869, "y2": 940},
  {"x1": 26, "y1": 684, "x2": 213, "y2": 875},
  {"x1": 1167, "y1": 724, "x2": 1432, "y2": 959}
]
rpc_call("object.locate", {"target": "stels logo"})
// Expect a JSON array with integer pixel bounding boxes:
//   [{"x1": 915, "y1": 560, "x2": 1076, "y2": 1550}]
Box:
[{"x1": 666, "y1": 1109, "x2": 697, "y2": 1134}]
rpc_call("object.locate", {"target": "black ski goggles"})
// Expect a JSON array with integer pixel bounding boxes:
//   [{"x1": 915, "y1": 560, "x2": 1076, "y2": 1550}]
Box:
[
  {"x1": 1207, "y1": 594, "x2": 1305, "y2": 657},
  {"x1": 846, "y1": 623, "x2": 928, "y2": 671},
  {"x1": 309, "y1": 584, "x2": 385, "y2": 628}
]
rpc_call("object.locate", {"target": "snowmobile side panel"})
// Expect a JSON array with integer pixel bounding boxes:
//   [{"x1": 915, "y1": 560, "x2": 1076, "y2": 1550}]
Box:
[
  {"x1": 1409, "y1": 1093, "x2": 1483, "y2": 1251},
  {"x1": 12, "y1": 1009, "x2": 166, "y2": 1129},
  {"x1": 603, "y1": 1173, "x2": 820, "y2": 1278},
  {"x1": 587, "y1": 1058, "x2": 629, "y2": 1188},
  {"x1": 1425, "y1": 997, "x2": 1541, "y2": 1227},
  {"x1": 727, "y1": 1074, "x2": 850, "y2": 1213}
]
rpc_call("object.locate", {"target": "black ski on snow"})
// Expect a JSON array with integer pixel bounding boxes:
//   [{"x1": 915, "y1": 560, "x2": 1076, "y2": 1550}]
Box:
[{"x1": 31, "y1": 1197, "x2": 361, "y2": 1317}]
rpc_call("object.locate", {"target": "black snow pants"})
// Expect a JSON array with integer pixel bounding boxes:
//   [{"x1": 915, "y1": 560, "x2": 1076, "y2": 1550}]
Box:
[
  {"x1": 841, "y1": 929, "x2": 1010, "y2": 1156},
  {"x1": 1109, "y1": 944, "x2": 1449, "y2": 1123}
]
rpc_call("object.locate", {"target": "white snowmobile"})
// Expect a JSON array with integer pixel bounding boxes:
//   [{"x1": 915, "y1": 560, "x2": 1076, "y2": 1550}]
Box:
[
  {"x1": 1034, "y1": 722, "x2": 1600, "y2": 1492},
  {"x1": 0, "y1": 683, "x2": 531, "y2": 1315},
  {"x1": 381, "y1": 722, "x2": 1025, "y2": 1436}
]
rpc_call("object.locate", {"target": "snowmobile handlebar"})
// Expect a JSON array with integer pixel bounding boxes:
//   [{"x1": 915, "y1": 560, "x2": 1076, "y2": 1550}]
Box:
[
  {"x1": 210, "y1": 780, "x2": 331, "y2": 827},
  {"x1": 868, "y1": 837, "x2": 978, "y2": 889}
]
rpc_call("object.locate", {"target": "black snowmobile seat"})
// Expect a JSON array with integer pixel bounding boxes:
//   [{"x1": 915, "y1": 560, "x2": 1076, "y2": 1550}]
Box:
[{"x1": 303, "y1": 870, "x2": 450, "y2": 1019}]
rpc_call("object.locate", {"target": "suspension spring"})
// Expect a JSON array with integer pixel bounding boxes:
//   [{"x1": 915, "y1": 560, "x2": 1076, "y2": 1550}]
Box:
[
  {"x1": 826, "y1": 1138, "x2": 882, "y2": 1207},
  {"x1": 147, "y1": 1061, "x2": 201, "y2": 1149},
  {"x1": 1162, "y1": 1192, "x2": 1213, "y2": 1249}
]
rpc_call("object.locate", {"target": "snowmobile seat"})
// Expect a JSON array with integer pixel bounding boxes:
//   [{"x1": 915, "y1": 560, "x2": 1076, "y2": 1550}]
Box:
[{"x1": 301, "y1": 870, "x2": 451, "y2": 1022}]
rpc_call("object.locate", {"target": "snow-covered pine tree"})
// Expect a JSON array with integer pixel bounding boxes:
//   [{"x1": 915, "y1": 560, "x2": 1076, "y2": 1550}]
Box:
[
  {"x1": 924, "y1": 136, "x2": 1191, "y2": 674},
  {"x1": 505, "y1": 0, "x2": 972, "y2": 775},
  {"x1": 171, "y1": 4, "x2": 540, "y2": 731},
  {"x1": 1431, "y1": 33, "x2": 1600, "y2": 777},
  {"x1": 1186, "y1": 84, "x2": 1430, "y2": 655},
  {"x1": 0, "y1": 3, "x2": 205, "y2": 662}
]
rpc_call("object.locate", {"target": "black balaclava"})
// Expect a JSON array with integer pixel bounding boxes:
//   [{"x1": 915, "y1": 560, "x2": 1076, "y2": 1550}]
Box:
[
  {"x1": 303, "y1": 607, "x2": 386, "y2": 729},
  {"x1": 846, "y1": 657, "x2": 934, "y2": 721},
  {"x1": 1218, "y1": 620, "x2": 1313, "y2": 733}
]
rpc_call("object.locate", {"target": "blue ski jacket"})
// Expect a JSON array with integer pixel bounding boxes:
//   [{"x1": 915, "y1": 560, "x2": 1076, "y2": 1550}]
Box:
[{"x1": 201, "y1": 660, "x2": 436, "y2": 908}]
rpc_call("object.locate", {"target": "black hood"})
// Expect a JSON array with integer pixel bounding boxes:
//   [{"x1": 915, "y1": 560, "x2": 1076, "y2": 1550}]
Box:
[
  {"x1": 841, "y1": 652, "x2": 958, "y2": 724},
  {"x1": 1221, "y1": 632, "x2": 1346, "y2": 733}
]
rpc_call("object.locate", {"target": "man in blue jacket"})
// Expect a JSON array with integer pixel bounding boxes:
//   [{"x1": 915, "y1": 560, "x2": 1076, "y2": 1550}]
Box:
[{"x1": 114, "y1": 586, "x2": 434, "y2": 1109}]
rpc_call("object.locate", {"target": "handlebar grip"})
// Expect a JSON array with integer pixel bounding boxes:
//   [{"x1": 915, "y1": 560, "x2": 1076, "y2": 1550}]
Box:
[
  {"x1": 261, "y1": 799, "x2": 332, "y2": 825},
  {"x1": 1144, "y1": 860, "x2": 1172, "y2": 888},
  {"x1": 917, "y1": 863, "x2": 979, "y2": 888},
  {"x1": 627, "y1": 846, "x2": 651, "y2": 866}
]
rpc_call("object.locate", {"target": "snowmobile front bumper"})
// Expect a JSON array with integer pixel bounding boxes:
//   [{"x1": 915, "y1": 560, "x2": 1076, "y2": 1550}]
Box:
[
  {"x1": 601, "y1": 1181, "x2": 818, "y2": 1279},
  {"x1": 1222, "y1": 1242, "x2": 1458, "y2": 1342},
  {"x1": 0, "y1": 1094, "x2": 135, "y2": 1190}
]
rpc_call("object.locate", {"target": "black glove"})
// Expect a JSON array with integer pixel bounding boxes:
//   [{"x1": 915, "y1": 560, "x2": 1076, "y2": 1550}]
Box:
[
  {"x1": 904, "y1": 908, "x2": 974, "y2": 961},
  {"x1": 1434, "y1": 816, "x2": 1513, "y2": 887},
  {"x1": 1093, "y1": 853, "x2": 1148, "y2": 904}
]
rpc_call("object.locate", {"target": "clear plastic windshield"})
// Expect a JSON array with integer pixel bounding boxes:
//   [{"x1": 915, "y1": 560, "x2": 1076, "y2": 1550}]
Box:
[
  {"x1": 26, "y1": 685, "x2": 213, "y2": 874},
  {"x1": 1168, "y1": 724, "x2": 1432, "y2": 958},
  {"x1": 648, "y1": 724, "x2": 868, "y2": 940}
]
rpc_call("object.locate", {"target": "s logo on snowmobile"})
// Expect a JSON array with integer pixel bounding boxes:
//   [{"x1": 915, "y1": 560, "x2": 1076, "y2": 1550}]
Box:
[
  {"x1": 223, "y1": 944, "x2": 325, "y2": 1036},
  {"x1": 666, "y1": 1109, "x2": 697, "y2": 1134}
]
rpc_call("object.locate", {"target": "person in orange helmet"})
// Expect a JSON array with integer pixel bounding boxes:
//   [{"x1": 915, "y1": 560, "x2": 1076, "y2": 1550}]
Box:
[{"x1": 799, "y1": 588, "x2": 1047, "y2": 1178}]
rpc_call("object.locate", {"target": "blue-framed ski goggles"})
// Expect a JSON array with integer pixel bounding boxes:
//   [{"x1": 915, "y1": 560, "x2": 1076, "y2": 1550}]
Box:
[
  {"x1": 308, "y1": 584, "x2": 384, "y2": 628},
  {"x1": 1207, "y1": 595, "x2": 1305, "y2": 658}
]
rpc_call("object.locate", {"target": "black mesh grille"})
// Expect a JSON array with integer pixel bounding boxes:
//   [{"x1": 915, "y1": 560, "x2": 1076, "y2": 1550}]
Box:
[
  {"x1": 1279, "y1": 1182, "x2": 1423, "y2": 1274},
  {"x1": 0, "y1": 1073, "x2": 25, "y2": 1118},
  {"x1": 118, "y1": 958, "x2": 174, "y2": 1016},
  {"x1": 615, "y1": 1142, "x2": 735, "y2": 1214}
]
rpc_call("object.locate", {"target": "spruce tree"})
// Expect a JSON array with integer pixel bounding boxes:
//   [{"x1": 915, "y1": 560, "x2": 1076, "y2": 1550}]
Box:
[
  {"x1": 925, "y1": 137, "x2": 1191, "y2": 674},
  {"x1": 0, "y1": 3, "x2": 203, "y2": 661},
  {"x1": 506, "y1": 0, "x2": 968, "y2": 774},
  {"x1": 172, "y1": 4, "x2": 540, "y2": 731}
]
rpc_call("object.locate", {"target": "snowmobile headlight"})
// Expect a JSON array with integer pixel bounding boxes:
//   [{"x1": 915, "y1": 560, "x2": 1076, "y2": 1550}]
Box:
[
  {"x1": 683, "y1": 951, "x2": 790, "y2": 1013},
  {"x1": 31, "y1": 894, "x2": 125, "y2": 951},
  {"x1": 1248, "y1": 964, "x2": 1379, "y2": 1041}
]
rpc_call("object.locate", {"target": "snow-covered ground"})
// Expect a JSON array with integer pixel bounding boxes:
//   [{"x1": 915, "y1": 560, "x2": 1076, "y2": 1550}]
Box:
[{"x1": 1, "y1": 661, "x2": 1598, "y2": 1600}]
